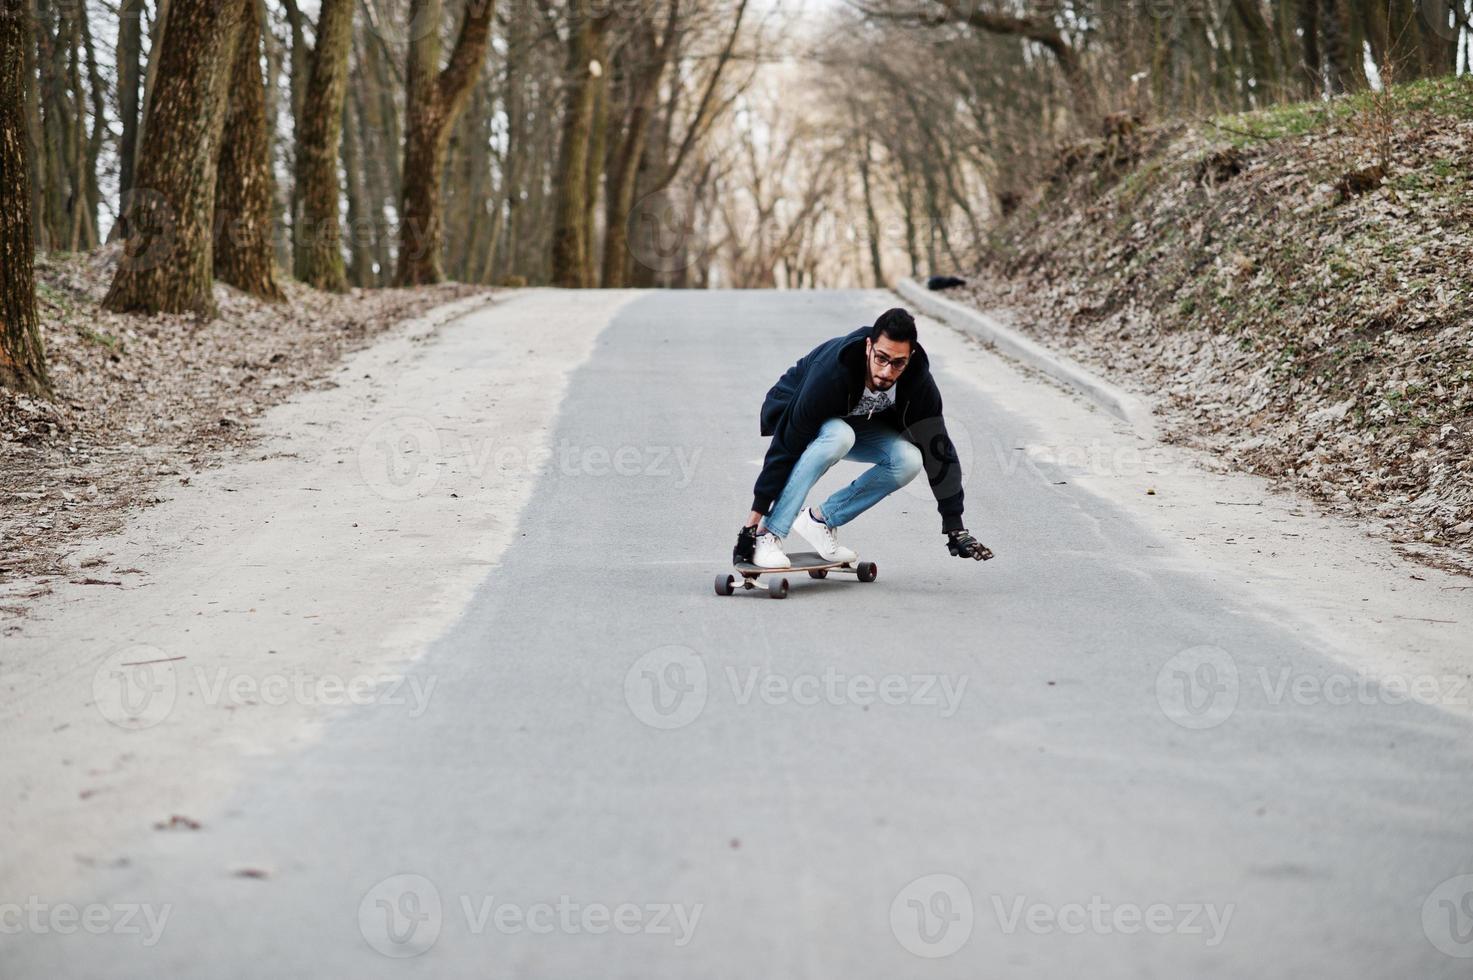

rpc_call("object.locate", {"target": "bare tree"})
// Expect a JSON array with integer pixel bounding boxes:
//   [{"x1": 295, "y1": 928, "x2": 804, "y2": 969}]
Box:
[
  {"x1": 396, "y1": 0, "x2": 498, "y2": 286},
  {"x1": 215, "y1": 0, "x2": 286, "y2": 301},
  {"x1": 102, "y1": 0, "x2": 244, "y2": 316},
  {"x1": 112, "y1": 0, "x2": 144, "y2": 241},
  {"x1": 2, "y1": 0, "x2": 49, "y2": 394},
  {"x1": 291, "y1": 0, "x2": 353, "y2": 291},
  {"x1": 550, "y1": 0, "x2": 613, "y2": 287}
]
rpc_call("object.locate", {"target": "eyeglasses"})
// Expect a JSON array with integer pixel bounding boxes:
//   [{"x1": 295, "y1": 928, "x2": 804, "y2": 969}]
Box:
[{"x1": 871, "y1": 349, "x2": 909, "y2": 372}]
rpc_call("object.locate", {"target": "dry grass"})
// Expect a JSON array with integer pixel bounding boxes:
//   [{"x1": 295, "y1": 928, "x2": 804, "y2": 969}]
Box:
[{"x1": 962, "y1": 76, "x2": 1473, "y2": 570}]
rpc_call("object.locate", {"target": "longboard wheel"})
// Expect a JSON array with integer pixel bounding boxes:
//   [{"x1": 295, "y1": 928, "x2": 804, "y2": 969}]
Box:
[
  {"x1": 714, "y1": 573, "x2": 735, "y2": 596},
  {"x1": 767, "y1": 577, "x2": 789, "y2": 599},
  {"x1": 808, "y1": 569, "x2": 828, "y2": 579},
  {"x1": 857, "y1": 562, "x2": 877, "y2": 583}
]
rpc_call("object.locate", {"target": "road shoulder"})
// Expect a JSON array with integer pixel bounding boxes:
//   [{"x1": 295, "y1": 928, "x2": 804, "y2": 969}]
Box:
[
  {"x1": 915, "y1": 307, "x2": 1473, "y2": 719},
  {"x1": 0, "y1": 288, "x2": 644, "y2": 898}
]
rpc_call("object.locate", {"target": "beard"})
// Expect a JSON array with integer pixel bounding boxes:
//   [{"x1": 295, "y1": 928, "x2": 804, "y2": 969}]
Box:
[{"x1": 869, "y1": 373, "x2": 896, "y2": 391}]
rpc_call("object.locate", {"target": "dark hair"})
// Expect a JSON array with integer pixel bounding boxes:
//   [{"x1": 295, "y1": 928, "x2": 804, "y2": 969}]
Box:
[{"x1": 871, "y1": 308, "x2": 917, "y2": 346}]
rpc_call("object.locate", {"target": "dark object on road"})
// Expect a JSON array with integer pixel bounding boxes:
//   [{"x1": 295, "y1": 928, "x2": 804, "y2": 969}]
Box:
[
  {"x1": 926, "y1": 275, "x2": 967, "y2": 291},
  {"x1": 716, "y1": 551, "x2": 878, "y2": 600}
]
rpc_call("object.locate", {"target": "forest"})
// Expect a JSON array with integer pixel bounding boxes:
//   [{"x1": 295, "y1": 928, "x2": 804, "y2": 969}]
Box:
[{"x1": 1, "y1": 0, "x2": 1469, "y2": 396}]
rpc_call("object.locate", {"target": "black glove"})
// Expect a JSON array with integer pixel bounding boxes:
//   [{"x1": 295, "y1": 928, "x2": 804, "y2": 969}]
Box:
[
  {"x1": 947, "y1": 529, "x2": 993, "y2": 561},
  {"x1": 734, "y1": 525, "x2": 758, "y2": 564}
]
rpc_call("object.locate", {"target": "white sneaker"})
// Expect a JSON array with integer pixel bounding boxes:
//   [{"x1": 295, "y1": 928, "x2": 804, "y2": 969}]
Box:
[
  {"x1": 792, "y1": 508, "x2": 857, "y2": 563},
  {"x1": 752, "y1": 531, "x2": 791, "y2": 569}
]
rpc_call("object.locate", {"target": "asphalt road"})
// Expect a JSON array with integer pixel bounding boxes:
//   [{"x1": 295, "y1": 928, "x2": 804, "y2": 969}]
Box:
[{"x1": 5, "y1": 289, "x2": 1472, "y2": 977}]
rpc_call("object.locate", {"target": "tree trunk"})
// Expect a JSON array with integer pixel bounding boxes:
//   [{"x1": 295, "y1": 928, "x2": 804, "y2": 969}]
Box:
[
  {"x1": 1296, "y1": 0, "x2": 1323, "y2": 95},
  {"x1": 1320, "y1": 0, "x2": 1355, "y2": 93},
  {"x1": 79, "y1": 3, "x2": 106, "y2": 248},
  {"x1": 352, "y1": 76, "x2": 390, "y2": 285},
  {"x1": 65, "y1": 9, "x2": 87, "y2": 250},
  {"x1": 494, "y1": 6, "x2": 530, "y2": 283},
  {"x1": 458, "y1": 82, "x2": 493, "y2": 281},
  {"x1": 340, "y1": 94, "x2": 373, "y2": 287},
  {"x1": 215, "y1": 0, "x2": 285, "y2": 301},
  {"x1": 279, "y1": 0, "x2": 306, "y2": 252},
  {"x1": 1416, "y1": 0, "x2": 1459, "y2": 76},
  {"x1": 601, "y1": 5, "x2": 676, "y2": 288},
  {"x1": 582, "y1": 67, "x2": 607, "y2": 285},
  {"x1": 1231, "y1": 0, "x2": 1278, "y2": 100},
  {"x1": 396, "y1": 0, "x2": 497, "y2": 286},
  {"x1": 291, "y1": 0, "x2": 353, "y2": 291},
  {"x1": 550, "y1": 6, "x2": 607, "y2": 288},
  {"x1": 897, "y1": 159, "x2": 920, "y2": 278},
  {"x1": 857, "y1": 134, "x2": 884, "y2": 288},
  {"x1": 136, "y1": 0, "x2": 170, "y2": 172},
  {"x1": 102, "y1": 0, "x2": 243, "y2": 316},
  {"x1": 1, "y1": 0, "x2": 49, "y2": 395},
  {"x1": 35, "y1": 0, "x2": 70, "y2": 250},
  {"x1": 601, "y1": 96, "x2": 652, "y2": 288},
  {"x1": 583, "y1": 63, "x2": 606, "y2": 284},
  {"x1": 23, "y1": 0, "x2": 45, "y2": 251},
  {"x1": 260, "y1": 0, "x2": 291, "y2": 271}
]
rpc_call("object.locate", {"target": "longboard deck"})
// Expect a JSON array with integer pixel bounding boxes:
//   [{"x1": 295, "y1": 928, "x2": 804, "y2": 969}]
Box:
[
  {"x1": 718, "y1": 553, "x2": 876, "y2": 597},
  {"x1": 734, "y1": 551, "x2": 850, "y2": 575}
]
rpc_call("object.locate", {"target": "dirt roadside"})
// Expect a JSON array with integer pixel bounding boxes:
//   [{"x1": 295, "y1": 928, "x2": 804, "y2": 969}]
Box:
[
  {"x1": 0, "y1": 288, "x2": 643, "y2": 901},
  {"x1": 1, "y1": 244, "x2": 489, "y2": 609},
  {"x1": 952, "y1": 77, "x2": 1473, "y2": 576}
]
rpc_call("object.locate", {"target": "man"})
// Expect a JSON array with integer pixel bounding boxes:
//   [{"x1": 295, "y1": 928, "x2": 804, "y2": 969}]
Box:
[{"x1": 734, "y1": 307, "x2": 994, "y2": 568}]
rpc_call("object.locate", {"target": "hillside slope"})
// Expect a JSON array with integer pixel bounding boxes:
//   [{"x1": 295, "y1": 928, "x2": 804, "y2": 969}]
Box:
[{"x1": 959, "y1": 77, "x2": 1473, "y2": 568}]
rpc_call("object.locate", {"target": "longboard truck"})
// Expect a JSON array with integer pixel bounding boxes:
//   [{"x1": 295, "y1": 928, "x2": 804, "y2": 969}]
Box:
[{"x1": 715, "y1": 551, "x2": 877, "y2": 599}]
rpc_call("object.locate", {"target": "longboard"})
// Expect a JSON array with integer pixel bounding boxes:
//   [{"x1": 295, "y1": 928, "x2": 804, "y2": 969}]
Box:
[{"x1": 715, "y1": 551, "x2": 878, "y2": 599}]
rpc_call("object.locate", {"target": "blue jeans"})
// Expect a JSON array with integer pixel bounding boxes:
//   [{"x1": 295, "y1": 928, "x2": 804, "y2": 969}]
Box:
[{"x1": 763, "y1": 418, "x2": 924, "y2": 538}]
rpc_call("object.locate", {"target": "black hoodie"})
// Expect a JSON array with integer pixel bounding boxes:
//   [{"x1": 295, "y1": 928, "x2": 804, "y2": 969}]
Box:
[{"x1": 752, "y1": 326, "x2": 966, "y2": 533}]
